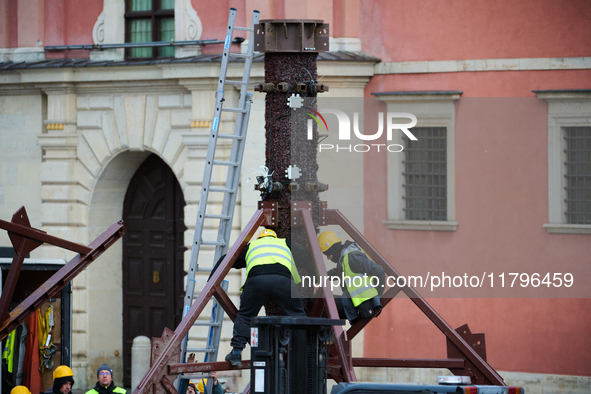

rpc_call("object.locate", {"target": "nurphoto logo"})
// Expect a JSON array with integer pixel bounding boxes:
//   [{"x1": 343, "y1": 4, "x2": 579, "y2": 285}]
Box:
[{"x1": 305, "y1": 108, "x2": 418, "y2": 152}]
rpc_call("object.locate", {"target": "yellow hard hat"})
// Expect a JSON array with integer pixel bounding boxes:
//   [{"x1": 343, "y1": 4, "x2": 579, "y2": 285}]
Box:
[
  {"x1": 258, "y1": 228, "x2": 277, "y2": 239},
  {"x1": 188, "y1": 381, "x2": 197, "y2": 392},
  {"x1": 11, "y1": 386, "x2": 32, "y2": 394},
  {"x1": 53, "y1": 365, "x2": 74, "y2": 380},
  {"x1": 318, "y1": 231, "x2": 341, "y2": 253},
  {"x1": 196, "y1": 378, "x2": 208, "y2": 393}
]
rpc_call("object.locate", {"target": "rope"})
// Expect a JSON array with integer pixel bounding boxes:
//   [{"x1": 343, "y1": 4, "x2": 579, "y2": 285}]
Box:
[{"x1": 38, "y1": 305, "x2": 56, "y2": 372}]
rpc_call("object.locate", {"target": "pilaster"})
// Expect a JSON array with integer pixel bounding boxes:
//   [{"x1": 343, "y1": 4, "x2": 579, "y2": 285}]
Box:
[
  {"x1": 37, "y1": 85, "x2": 91, "y2": 385},
  {"x1": 175, "y1": 0, "x2": 203, "y2": 58}
]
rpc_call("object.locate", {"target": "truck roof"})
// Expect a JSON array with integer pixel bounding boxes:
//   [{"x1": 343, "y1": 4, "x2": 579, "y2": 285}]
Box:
[{"x1": 331, "y1": 382, "x2": 524, "y2": 394}]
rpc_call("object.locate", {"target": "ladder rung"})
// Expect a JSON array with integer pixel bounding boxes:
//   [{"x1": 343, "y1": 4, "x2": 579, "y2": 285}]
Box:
[
  {"x1": 187, "y1": 347, "x2": 216, "y2": 353},
  {"x1": 223, "y1": 107, "x2": 247, "y2": 113},
  {"x1": 234, "y1": 26, "x2": 254, "y2": 31},
  {"x1": 204, "y1": 214, "x2": 232, "y2": 220},
  {"x1": 217, "y1": 134, "x2": 244, "y2": 140},
  {"x1": 225, "y1": 80, "x2": 247, "y2": 85},
  {"x1": 229, "y1": 53, "x2": 252, "y2": 59},
  {"x1": 213, "y1": 160, "x2": 239, "y2": 166},
  {"x1": 181, "y1": 374, "x2": 210, "y2": 380},
  {"x1": 192, "y1": 321, "x2": 222, "y2": 327},
  {"x1": 209, "y1": 187, "x2": 235, "y2": 193},
  {"x1": 196, "y1": 267, "x2": 212, "y2": 272},
  {"x1": 201, "y1": 239, "x2": 226, "y2": 246}
]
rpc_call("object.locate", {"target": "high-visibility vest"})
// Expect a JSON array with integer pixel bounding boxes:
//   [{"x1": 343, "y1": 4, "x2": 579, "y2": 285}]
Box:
[
  {"x1": 2, "y1": 329, "x2": 15, "y2": 373},
  {"x1": 245, "y1": 237, "x2": 301, "y2": 284},
  {"x1": 85, "y1": 387, "x2": 127, "y2": 394},
  {"x1": 341, "y1": 244, "x2": 379, "y2": 307}
]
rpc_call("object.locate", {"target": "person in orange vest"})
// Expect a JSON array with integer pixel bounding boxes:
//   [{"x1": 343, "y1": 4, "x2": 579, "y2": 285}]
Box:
[{"x1": 44, "y1": 365, "x2": 75, "y2": 394}]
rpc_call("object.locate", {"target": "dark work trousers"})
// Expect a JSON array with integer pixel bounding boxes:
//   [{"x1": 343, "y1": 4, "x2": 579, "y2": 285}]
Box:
[{"x1": 230, "y1": 274, "x2": 306, "y2": 349}]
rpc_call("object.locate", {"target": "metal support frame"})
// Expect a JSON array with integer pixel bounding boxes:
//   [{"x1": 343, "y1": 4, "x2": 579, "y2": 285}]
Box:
[
  {"x1": 133, "y1": 209, "x2": 268, "y2": 394},
  {"x1": 318, "y1": 208, "x2": 505, "y2": 386},
  {"x1": 0, "y1": 206, "x2": 125, "y2": 340},
  {"x1": 134, "y1": 203, "x2": 505, "y2": 394}
]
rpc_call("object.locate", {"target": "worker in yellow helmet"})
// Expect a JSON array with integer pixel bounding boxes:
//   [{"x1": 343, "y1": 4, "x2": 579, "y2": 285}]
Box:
[
  {"x1": 222, "y1": 228, "x2": 307, "y2": 367},
  {"x1": 187, "y1": 371, "x2": 223, "y2": 394},
  {"x1": 318, "y1": 231, "x2": 385, "y2": 323},
  {"x1": 44, "y1": 365, "x2": 75, "y2": 394},
  {"x1": 11, "y1": 386, "x2": 32, "y2": 394}
]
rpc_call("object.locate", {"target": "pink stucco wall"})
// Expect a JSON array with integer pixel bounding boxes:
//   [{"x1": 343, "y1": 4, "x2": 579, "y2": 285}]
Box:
[
  {"x1": 361, "y1": 0, "x2": 591, "y2": 376},
  {"x1": 362, "y1": 95, "x2": 591, "y2": 375},
  {"x1": 359, "y1": 0, "x2": 591, "y2": 62},
  {"x1": 44, "y1": 0, "x2": 102, "y2": 59},
  {"x1": 194, "y1": 0, "x2": 250, "y2": 55},
  {"x1": 368, "y1": 298, "x2": 591, "y2": 376},
  {"x1": 366, "y1": 70, "x2": 591, "y2": 98}
]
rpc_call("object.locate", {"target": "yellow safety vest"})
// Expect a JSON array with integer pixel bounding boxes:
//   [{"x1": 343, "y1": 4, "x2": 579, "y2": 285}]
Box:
[
  {"x1": 245, "y1": 237, "x2": 301, "y2": 284},
  {"x1": 2, "y1": 329, "x2": 15, "y2": 373},
  {"x1": 342, "y1": 248, "x2": 379, "y2": 307}
]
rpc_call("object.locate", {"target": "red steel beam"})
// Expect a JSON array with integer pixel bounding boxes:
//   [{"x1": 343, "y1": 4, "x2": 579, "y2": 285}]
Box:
[
  {"x1": 133, "y1": 209, "x2": 267, "y2": 394},
  {"x1": 299, "y1": 208, "x2": 356, "y2": 383},
  {"x1": 0, "y1": 220, "x2": 125, "y2": 341},
  {"x1": 325, "y1": 209, "x2": 505, "y2": 386},
  {"x1": 212, "y1": 284, "x2": 238, "y2": 322},
  {"x1": 0, "y1": 207, "x2": 92, "y2": 255},
  {"x1": 168, "y1": 360, "x2": 250, "y2": 374},
  {"x1": 0, "y1": 208, "x2": 44, "y2": 322}
]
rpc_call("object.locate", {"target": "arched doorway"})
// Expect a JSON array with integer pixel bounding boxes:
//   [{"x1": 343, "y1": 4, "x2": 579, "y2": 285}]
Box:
[{"x1": 122, "y1": 154, "x2": 186, "y2": 385}]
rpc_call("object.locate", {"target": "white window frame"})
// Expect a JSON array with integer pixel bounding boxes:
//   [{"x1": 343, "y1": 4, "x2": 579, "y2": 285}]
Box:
[
  {"x1": 374, "y1": 92, "x2": 460, "y2": 231},
  {"x1": 535, "y1": 90, "x2": 591, "y2": 234},
  {"x1": 91, "y1": 0, "x2": 202, "y2": 61}
]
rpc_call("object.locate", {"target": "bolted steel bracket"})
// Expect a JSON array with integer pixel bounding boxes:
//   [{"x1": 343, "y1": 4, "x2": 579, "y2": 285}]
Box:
[
  {"x1": 254, "y1": 19, "x2": 329, "y2": 53},
  {"x1": 291, "y1": 201, "x2": 313, "y2": 226},
  {"x1": 320, "y1": 201, "x2": 327, "y2": 226},
  {"x1": 258, "y1": 201, "x2": 279, "y2": 227}
]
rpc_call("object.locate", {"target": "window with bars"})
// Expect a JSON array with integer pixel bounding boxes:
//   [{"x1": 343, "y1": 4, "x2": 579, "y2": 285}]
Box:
[
  {"x1": 564, "y1": 126, "x2": 591, "y2": 224},
  {"x1": 402, "y1": 127, "x2": 447, "y2": 221},
  {"x1": 125, "y1": 0, "x2": 175, "y2": 59}
]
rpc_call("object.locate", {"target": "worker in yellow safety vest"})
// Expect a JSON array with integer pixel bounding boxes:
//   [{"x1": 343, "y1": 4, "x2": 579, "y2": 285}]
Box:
[
  {"x1": 224, "y1": 228, "x2": 306, "y2": 367},
  {"x1": 318, "y1": 231, "x2": 385, "y2": 323},
  {"x1": 85, "y1": 363, "x2": 126, "y2": 394}
]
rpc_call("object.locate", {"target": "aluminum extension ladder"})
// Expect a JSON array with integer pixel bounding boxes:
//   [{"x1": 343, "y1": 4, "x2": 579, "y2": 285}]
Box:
[{"x1": 177, "y1": 8, "x2": 260, "y2": 388}]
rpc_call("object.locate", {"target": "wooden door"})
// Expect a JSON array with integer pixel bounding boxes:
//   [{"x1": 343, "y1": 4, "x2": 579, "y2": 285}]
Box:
[{"x1": 122, "y1": 154, "x2": 185, "y2": 385}]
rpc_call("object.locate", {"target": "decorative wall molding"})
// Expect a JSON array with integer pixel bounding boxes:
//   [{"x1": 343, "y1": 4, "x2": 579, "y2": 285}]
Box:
[
  {"x1": 375, "y1": 57, "x2": 591, "y2": 75},
  {"x1": 89, "y1": 0, "x2": 203, "y2": 60},
  {"x1": 90, "y1": 0, "x2": 125, "y2": 61},
  {"x1": 175, "y1": 0, "x2": 203, "y2": 57}
]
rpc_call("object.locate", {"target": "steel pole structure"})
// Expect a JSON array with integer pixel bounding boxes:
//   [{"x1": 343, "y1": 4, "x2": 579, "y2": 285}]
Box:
[{"x1": 253, "y1": 23, "x2": 330, "y2": 317}]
